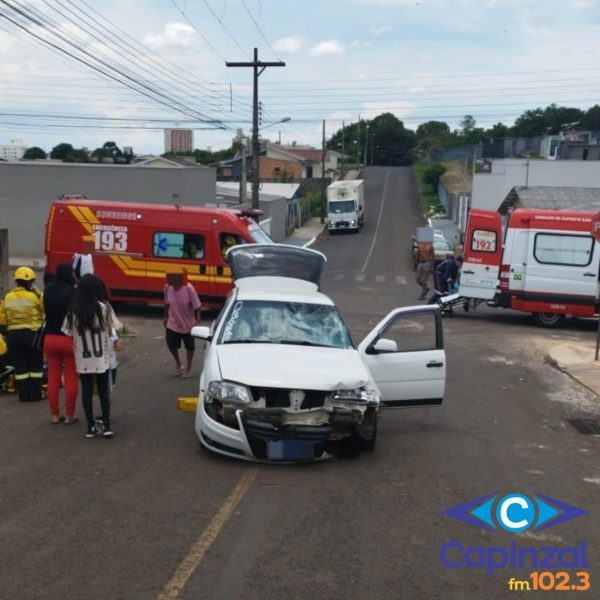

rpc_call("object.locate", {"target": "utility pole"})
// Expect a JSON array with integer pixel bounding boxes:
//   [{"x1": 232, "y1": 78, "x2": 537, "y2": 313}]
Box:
[
  {"x1": 226, "y1": 48, "x2": 285, "y2": 210},
  {"x1": 341, "y1": 121, "x2": 345, "y2": 179},
  {"x1": 363, "y1": 123, "x2": 369, "y2": 167},
  {"x1": 357, "y1": 115, "x2": 361, "y2": 168},
  {"x1": 321, "y1": 119, "x2": 326, "y2": 224}
]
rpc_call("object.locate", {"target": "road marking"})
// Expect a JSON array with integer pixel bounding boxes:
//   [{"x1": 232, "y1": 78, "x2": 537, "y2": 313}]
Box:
[
  {"x1": 375, "y1": 275, "x2": 385, "y2": 283},
  {"x1": 157, "y1": 467, "x2": 259, "y2": 600},
  {"x1": 360, "y1": 171, "x2": 389, "y2": 273},
  {"x1": 333, "y1": 273, "x2": 345, "y2": 281},
  {"x1": 355, "y1": 273, "x2": 365, "y2": 281},
  {"x1": 396, "y1": 276, "x2": 406, "y2": 285}
]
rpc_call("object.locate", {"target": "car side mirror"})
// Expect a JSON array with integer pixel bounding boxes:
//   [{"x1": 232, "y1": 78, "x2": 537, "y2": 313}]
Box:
[
  {"x1": 366, "y1": 338, "x2": 398, "y2": 354},
  {"x1": 191, "y1": 325, "x2": 212, "y2": 341}
]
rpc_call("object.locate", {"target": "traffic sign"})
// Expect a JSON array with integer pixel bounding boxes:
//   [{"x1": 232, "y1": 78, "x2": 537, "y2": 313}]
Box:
[{"x1": 592, "y1": 211, "x2": 600, "y2": 242}]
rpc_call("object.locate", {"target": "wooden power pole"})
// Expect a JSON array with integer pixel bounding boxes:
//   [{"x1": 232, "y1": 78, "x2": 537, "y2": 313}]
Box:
[{"x1": 226, "y1": 48, "x2": 285, "y2": 210}]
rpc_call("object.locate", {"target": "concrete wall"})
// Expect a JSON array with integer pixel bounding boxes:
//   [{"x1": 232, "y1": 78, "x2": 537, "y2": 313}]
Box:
[
  {"x1": 472, "y1": 159, "x2": 600, "y2": 212},
  {"x1": 258, "y1": 197, "x2": 287, "y2": 242},
  {"x1": 0, "y1": 161, "x2": 216, "y2": 261}
]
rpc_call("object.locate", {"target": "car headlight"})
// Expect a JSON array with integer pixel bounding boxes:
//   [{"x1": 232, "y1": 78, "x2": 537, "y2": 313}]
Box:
[
  {"x1": 350, "y1": 219, "x2": 356, "y2": 226},
  {"x1": 332, "y1": 388, "x2": 376, "y2": 403},
  {"x1": 208, "y1": 381, "x2": 252, "y2": 405}
]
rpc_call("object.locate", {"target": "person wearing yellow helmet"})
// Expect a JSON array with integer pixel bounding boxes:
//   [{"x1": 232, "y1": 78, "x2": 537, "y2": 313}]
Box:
[
  {"x1": 0, "y1": 266, "x2": 45, "y2": 402},
  {"x1": 220, "y1": 233, "x2": 241, "y2": 261}
]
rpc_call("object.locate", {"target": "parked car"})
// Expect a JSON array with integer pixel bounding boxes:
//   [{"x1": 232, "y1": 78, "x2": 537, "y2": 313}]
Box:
[
  {"x1": 412, "y1": 229, "x2": 453, "y2": 267},
  {"x1": 192, "y1": 244, "x2": 447, "y2": 462},
  {"x1": 433, "y1": 239, "x2": 455, "y2": 263}
]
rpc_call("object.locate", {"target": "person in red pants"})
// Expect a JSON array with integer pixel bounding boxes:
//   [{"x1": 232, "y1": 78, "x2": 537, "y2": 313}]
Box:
[{"x1": 43, "y1": 263, "x2": 78, "y2": 425}]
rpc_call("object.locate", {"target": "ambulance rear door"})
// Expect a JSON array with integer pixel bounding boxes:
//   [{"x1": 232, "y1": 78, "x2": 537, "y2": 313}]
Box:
[{"x1": 459, "y1": 209, "x2": 503, "y2": 300}]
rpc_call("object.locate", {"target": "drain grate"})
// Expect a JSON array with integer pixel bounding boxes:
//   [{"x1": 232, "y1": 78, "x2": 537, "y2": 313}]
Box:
[{"x1": 567, "y1": 418, "x2": 600, "y2": 435}]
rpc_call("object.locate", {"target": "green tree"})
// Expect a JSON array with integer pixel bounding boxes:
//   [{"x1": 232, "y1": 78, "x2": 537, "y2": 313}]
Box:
[
  {"x1": 486, "y1": 122, "x2": 509, "y2": 138},
  {"x1": 582, "y1": 104, "x2": 600, "y2": 130},
  {"x1": 22, "y1": 146, "x2": 47, "y2": 160},
  {"x1": 93, "y1": 141, "x2": 123, "y2": 159},
  {"x1": 64, "y1": 148, "x2": 89, "y2": 163},
  {"x1": 50, "y1": 142, "x2": 74, "y2": 160},
  {"x1": 415, "y1": 121, "x2": 455, "y2": 157}
]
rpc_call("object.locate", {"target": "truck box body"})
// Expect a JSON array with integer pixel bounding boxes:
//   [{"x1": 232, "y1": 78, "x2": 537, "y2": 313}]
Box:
[
  {"x1": 45, "y1": 198, "x2": 272, "y2": 308},
  {"x1": 460, "y1": 207, "x2": 598, "y2": 325},
  {"x1": 326, "y1": 179, "x2": 365, "y2": 232}
]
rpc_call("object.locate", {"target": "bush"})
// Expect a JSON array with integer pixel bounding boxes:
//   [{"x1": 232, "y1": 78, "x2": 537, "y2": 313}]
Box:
[{"x1": 423, "y1": 163, "x2": 447, "y2": 188}]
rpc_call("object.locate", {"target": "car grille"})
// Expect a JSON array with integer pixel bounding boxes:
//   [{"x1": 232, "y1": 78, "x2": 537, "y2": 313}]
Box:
[{"x1": 249, "y1": 387, "x2": 326, "y2": 409}]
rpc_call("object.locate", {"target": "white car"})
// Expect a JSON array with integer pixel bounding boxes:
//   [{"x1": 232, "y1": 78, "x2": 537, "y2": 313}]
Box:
[{"x1": 192, "y1": 244, "x2": 446, "y2": 462}]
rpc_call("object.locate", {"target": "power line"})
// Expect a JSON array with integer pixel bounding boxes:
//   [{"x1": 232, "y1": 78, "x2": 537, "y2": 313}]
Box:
[
  {"x1": 0, "y1": 0, "x2": 228, "y2": 128},
  {"x1": 240, "y1": 0, "x2": 282, "y2": 62}
]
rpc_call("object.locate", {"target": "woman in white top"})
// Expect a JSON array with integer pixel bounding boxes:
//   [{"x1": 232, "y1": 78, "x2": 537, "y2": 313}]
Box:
[{"x1": 62, "y1": 274, "x2": 121, "y2": 438}]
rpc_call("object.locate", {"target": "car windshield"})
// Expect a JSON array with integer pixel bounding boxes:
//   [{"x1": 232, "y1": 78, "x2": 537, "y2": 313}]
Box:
[
  {"x1": 328, "y1": 200, "x2": 356, "y2": 213},
  {"x1": 248, "y1": 225, "x2": 273, "y2": 244},
  {"x1": 434, "y1": 241, "x2": 452, "y2": 250},
  {"x1": 219, "y1": 300, "x2": 354, "y2": 348}
]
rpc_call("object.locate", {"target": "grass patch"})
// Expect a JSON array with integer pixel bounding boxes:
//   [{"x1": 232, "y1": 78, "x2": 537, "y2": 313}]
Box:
[{"x1": 413, "y1": 161, "x2": 445, "y2": 217}]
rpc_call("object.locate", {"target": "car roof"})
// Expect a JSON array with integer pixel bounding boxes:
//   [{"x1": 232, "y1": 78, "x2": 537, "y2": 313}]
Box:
[{"x1": 235, "y1": 276, "x2": 335, "y2": 306}]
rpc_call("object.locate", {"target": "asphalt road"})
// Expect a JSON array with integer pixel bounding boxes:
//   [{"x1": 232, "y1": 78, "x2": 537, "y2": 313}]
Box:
[{"x1": 1, "y1": 166, "x2": 599, "y2": 599}]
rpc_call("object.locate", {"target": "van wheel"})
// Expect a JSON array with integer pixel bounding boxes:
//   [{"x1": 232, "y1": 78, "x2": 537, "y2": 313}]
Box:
[{"x1": 532, "y1": 312, "x2": 564, "y2": 328}]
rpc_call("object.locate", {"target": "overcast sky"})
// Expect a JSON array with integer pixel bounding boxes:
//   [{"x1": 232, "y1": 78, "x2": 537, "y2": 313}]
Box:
[{"x1": 1, "y1": 0, "x2": 599, "y2": 155}]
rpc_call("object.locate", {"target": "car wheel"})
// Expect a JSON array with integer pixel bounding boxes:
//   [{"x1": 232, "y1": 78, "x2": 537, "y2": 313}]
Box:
[
  {"x1": 532, "y1": 312, "x2": 564, "y2": 328},
  {"x1": 354, "y1": 409, "x2": 378, "y2": 452}
]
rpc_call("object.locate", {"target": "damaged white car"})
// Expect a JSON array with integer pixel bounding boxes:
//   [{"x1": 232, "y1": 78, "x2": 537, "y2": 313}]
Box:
[{"x1": 192, "y1": 244, "x2": 446, "y2": 462}]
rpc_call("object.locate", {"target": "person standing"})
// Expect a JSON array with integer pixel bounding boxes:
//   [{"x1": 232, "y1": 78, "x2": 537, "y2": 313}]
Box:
[
  {"x1": 62, "y1": 274, "x2": 121, "y2": 438},
  {"x1": 0, "y1": 267, "x2": 45, "y2": 402},
  {"x1": 163, "y1": 274, "x2": 201, "y2": 378},
  {"x1": 43, "y1": 263, "x2": 78, "y2": 425},
  {"x1": 415, "y1": 241, "x2": 435, "y2": 300}
]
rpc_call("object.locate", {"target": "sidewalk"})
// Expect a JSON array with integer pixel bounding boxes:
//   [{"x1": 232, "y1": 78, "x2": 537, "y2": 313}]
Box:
[
  {"x1": 283, "y1": 216, "x2": 327, "y2": 247},
  {"x1": 547, "y1": 343, "x2": 600, "y2": 398}
]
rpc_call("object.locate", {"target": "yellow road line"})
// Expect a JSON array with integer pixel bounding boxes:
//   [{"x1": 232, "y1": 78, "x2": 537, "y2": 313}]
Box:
[{"x1": 157, "y1": 467, "x2": 259, "y2": 600}]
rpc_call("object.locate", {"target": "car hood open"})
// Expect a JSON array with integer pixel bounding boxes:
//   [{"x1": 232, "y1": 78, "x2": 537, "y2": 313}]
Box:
[{"x1": 216, "y1": 344, "x2": 370, "y2": 390}]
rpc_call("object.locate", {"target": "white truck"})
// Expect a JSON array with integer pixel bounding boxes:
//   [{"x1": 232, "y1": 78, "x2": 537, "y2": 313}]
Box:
[{"x1": 327, "y1": 179, "x2": 365, "y2": 233}]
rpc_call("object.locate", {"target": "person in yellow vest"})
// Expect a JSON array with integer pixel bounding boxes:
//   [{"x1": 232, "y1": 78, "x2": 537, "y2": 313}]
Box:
[{"x1": 0, "y1": 267, "x2": 45, "y2": 402}]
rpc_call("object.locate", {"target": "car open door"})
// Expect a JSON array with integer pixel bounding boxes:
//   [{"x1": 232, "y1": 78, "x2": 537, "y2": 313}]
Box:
[
  {"x1": 358, "y1": 306, "x2": 445, "y2": 407},
  {"x1": 459, "y1": 209, "x2": 503, "y2": 300}
]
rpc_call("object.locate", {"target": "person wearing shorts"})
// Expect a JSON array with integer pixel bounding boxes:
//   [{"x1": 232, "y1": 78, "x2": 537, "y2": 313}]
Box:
[{"x1": 163, "y1": 277, "x2": 201, "y2": 378}]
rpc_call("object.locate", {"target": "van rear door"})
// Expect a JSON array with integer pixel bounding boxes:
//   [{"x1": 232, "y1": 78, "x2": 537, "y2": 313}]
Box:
[{"x1": 459, "y1": 209, "x2": 503, "y2": 300}]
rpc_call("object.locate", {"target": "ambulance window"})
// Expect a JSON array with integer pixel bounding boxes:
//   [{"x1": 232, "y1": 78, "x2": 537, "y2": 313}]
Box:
[
  {"x1": 220, "y1": 233, "x2": 246, "y2": 261},
  {"x1": 471, "y1": 228, "x2": 497, "y2": 253},
  {"x1": 534, "y1": 233, "x2": 593, "y2": 267},
  {"x1": 153, "y1": 232, "x2": 205, "y2": 259}
]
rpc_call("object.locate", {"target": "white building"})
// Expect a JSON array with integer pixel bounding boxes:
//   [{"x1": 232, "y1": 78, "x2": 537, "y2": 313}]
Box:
[{"x1": 0, "y1": 138, "x2": 27, "y2": 161}]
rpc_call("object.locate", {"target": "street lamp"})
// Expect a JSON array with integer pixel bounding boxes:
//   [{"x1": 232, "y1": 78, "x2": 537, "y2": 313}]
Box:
[{"x1": 251, "y1": 116, "x2": 291, "y2": 209}]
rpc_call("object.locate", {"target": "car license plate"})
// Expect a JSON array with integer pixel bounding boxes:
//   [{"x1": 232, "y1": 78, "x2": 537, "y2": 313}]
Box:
[{"x1": 267, "y1": 440, "x2": 314, "y2": 460}]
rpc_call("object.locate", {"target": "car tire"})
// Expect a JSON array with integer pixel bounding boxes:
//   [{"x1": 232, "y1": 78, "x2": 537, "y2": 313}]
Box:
[
  {"x1": 532, "y1": 312, "x2": 564, "y2": 328},
  {"x1": 353, "y1": 409, "x2": 378, "y2": 452}
]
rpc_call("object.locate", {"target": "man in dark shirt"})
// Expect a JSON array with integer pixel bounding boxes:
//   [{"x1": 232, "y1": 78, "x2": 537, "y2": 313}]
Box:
[{"x1": 428, "y1": 256, "x2": 463, "y2": 304}]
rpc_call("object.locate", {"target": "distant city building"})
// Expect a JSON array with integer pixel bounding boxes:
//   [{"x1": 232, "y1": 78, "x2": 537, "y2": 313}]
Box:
[
  {"x1": 0, "y1": 138, "x2": 27, "y2": 161},
  {"x1": 164, "y1": 128, "x2": 193, "y2": 153},
  {"x1": 123, "y1": 146, "x2": 133, "y2": 155}
]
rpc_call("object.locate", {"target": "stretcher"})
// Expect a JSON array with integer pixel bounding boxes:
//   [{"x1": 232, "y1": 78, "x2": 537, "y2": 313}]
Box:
[{"x1": 436, "y1": 292, "x2": 486, "y2": 316}]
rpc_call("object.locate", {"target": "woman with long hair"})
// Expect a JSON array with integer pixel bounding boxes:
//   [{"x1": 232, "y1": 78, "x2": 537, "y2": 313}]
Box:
[{"x1": 62, "y1": 274, "x2": 121, "y2": 438}]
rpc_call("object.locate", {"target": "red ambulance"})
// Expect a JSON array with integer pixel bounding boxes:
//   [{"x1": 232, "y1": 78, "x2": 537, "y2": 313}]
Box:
[
  {"x1": 45, "y1": 198, "x2": 272, "y2": 308},
  {"x1": 460, "y1": 208, "x2": 599, "y2": 327}
]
